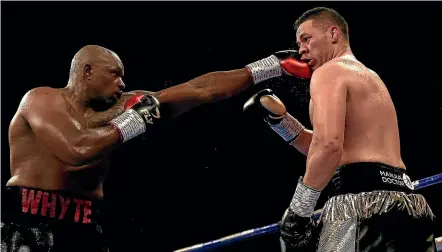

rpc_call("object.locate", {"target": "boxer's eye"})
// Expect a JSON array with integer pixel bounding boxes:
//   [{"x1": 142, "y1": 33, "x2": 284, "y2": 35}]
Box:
[{"x1": 111, "y1": 70, "x2": 121, "y2": 77}]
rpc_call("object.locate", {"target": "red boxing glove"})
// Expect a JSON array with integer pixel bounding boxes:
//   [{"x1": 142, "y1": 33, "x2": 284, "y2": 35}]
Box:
[
  {"x1": 246, "y1": 50, "x2": 312, "y2": 84},
  {"x1": 124, "y1": 93, "x2": 144, "y2": 110},
  {"x1": 277, "y1": 51, "x2": 312, "y2": 79},
  {"x1": 109, "y1": 94, "x2": 161, "y2": 143}
]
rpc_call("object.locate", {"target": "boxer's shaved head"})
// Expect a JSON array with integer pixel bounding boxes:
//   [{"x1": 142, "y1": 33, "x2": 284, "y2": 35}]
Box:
[
  {"x1": 294, "y1": 7, "x2": 349, "y2": 42},
  {"x1": 67, "y1": 45, "x2": 125, "y2": 110},
  {"x1": 69, "y1": 45, "x2": 123, "y2": 80}
]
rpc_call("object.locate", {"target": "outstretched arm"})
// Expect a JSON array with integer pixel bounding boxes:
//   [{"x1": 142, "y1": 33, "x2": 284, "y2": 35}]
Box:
[
  {"x1": 86, "y1": 68, "x2": 253, "y2": 128},
  {"x1": 154, "y1": 49, "x2": 311, "y2": 119},
  {"x1": 153, "y1": 69, "x2": 253, "y2": 119},
  {"x1": 304, "y1": 64, "x2": 347, "y2": 190},
  {"x1": 88, "y1": 50, "x2": 312, "y2": 127}
]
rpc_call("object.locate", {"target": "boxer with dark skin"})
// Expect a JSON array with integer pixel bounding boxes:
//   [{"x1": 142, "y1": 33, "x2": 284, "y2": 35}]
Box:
[
  {"x1": 7, "y1": 45, "x2": 255, "y2": 199},
  {"x1": 3, "y1": 45, "x2": 310, "y2": 252}
]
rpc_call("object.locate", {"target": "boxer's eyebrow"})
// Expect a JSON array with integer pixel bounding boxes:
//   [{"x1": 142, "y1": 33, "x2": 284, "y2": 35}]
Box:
[
  {"x1": 296, "y1": 33, "x2": 311, "y2": 46},
  {"x1": 111, "y1": 66, "x2": 124, "y2": 76},
  {"x1": 295, "y1": 32, "x2": 306, "y2": 45},
  {"x1": 296, "y1": 33, "x2": 304, "y2": 46},
  {"x1": 299, "y1": 32, "x2": 310, "y2": 39},
  {"x1": 296, "y1": 29, "x2": 304, "y2": 38}
]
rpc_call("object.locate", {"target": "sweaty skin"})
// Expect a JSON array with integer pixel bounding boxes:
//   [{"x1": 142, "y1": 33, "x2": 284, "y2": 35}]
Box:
[
  {"x1": 303, "y1": 56, "x2": 405, "y2": 189},
  {"x1": 289, "y1": 19, "x2": 405, "y2": 190},
  {"x1": 7, "y1": 45, "x2": 253, "y2": 199}
]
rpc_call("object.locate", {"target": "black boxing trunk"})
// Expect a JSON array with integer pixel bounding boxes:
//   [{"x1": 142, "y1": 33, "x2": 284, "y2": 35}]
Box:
[
  {"x1": 315, "y1": 162, "x2": 436, "y2": 252},
  {"x1": 1, "y1": 186, "x2": 109, "y2": 252}
]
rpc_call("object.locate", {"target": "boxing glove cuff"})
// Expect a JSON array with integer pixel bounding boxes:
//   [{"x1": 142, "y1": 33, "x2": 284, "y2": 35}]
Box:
[
  {"x1": 109, "y1": 109, "x2": 147, "y2": 143},
  {"x1": 269, "y1": 113, "x2": 305, "y2": 142},
  {"x1": 290, "y1": 177, "x2": 321, "y2": 217},
  {"x1": 246, "y1": 55, "x2": 282, "y2": 84}
]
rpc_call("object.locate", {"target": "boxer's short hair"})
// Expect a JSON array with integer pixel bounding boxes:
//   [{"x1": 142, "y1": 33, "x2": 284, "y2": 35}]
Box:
[{"x1": 294, "y1": 7, "x2": 349, "y2": 41}]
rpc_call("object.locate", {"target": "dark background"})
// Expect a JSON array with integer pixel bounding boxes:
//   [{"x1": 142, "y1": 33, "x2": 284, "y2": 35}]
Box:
[{"x1": 2, "y1": 2, "x2": 441, "y2": 251}]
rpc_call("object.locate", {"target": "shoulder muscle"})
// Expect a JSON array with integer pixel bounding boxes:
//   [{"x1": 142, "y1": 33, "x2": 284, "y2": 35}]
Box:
[
  {"x1": 19, "y1": 87, "x2": 67, "y2": 116},
  {"x1": 310, "y1": 62, "x2": 348, "y2": 95}
]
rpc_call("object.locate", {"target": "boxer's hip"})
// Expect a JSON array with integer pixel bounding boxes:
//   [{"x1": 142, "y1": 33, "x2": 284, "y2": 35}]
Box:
[
  {"x1": 316, "y1": 162, "x2": 436, "y2": 252},
  {"x1": 2, "y1": 186, "x2": 108, "y2": 252}
]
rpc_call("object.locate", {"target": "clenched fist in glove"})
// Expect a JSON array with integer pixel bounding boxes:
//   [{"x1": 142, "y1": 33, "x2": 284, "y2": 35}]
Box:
[
  {"x1": 246, "y1": 50, "x2": 312, "y2": 84},
  {"x1": 109, "y1": 94, "x2": 161, "y2": 143},
  {"x1": 243, "y1": 89, "x2": 306, "y2": 144},
  {"x1": 279, "y1": 177, "x2": 321, "y2": 252}
]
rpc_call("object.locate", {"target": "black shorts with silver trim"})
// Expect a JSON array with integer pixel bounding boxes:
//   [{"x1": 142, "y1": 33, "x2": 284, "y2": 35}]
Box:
[{"x1": 316, "y1": 162, "x2": 436, "y2": 252}]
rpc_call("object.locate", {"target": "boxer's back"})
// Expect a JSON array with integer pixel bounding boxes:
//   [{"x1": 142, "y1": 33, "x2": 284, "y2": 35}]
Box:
[
  {"x1": 7, "y1": 87, "x2": 107, "y2": 198},
  {"x1": 337, "y1": 57, "x2": 405, "y2": 168}
]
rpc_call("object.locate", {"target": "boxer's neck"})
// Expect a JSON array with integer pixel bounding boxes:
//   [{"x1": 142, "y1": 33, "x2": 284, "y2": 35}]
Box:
[
  {"x1": 332, "y1": 44, "x2": 353, "y2": 60},
  {"x1": 64, "y1": 81, "x2": 90, "y2": 113}
]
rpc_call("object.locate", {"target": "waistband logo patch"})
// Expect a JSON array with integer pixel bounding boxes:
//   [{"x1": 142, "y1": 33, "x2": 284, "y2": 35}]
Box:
[
  {"x1": 379, "y1": 170, "x2": 414, "y2": 190},
  {"x1": 402, "y1": 173, "x2": 414, "y2": 190}
]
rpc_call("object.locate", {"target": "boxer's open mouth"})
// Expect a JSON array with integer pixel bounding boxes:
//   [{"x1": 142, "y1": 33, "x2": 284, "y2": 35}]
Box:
[
  {"x1": 115, "y1": 91, "x2": 122, "y2": 99},
  {"x1": 301, "y1": 58, "x2": 312, "y2": 64}
]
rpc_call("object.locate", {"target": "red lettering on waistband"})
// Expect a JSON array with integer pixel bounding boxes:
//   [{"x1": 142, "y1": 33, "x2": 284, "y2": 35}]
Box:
[
  {"x1": 41, "y1": 192, "x2": 57, "y2": 218},
  {"x1": 83, "y1": 200, "x2": 92, "y2": 224},
  {"x1": 22, "y1": 189, "x2": 42, "y2": 215},
  {"x1": 74, "y1": 199, "x2": 84, "y2": 223},
  {"x1": 17, "y1": 187, "x2": 97, "y2": 224},
  {"x1": 58, "y1": 195, "x2": 71, "y2": 220}
]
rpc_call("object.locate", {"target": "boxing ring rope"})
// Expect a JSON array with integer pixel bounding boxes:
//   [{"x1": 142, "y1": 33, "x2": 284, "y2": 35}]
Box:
[{"x1": 175, "y1": 173, "x2": 442, "y2": 252}]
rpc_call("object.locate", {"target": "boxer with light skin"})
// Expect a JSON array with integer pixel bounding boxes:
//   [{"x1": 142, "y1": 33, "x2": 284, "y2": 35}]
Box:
[
  {"x1": 244, "y1": 7, "x2": 436, "y2": 252},
  {"x1": 3, "y1": 44, "x2": 311, "y2": 252}
]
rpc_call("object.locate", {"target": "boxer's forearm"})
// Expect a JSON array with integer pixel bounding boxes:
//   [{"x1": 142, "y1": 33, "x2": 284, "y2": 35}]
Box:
[
  {"x1": 154, "y1": 69, "x2": 253, "y2": 119},
  {"x1": 66, "y1": 126, "x2": 121, "y2": 168},
  {"x1": 86, "y1": 94, "x2": 134, "y2": 128},
  {"x1": 267, "y1": 112, "x2": 311, "y2": 155},
  {"x1": 289, "y1": 129, "x2": 313, "y2": 156},
  {"x1": 188, "y1": 68, "x2": 253, "y2": 101},
  {"x1": 303, "y1": 140, "x2": 343, "y2": 190}
]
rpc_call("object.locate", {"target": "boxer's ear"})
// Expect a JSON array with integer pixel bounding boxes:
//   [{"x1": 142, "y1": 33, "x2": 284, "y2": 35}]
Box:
[
  {"x1": 329, "y1": 26, "x2": 339, "y2": 44},
  {"x1": 84, "y1": 64, "x2": 93, "y2": 79}
]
